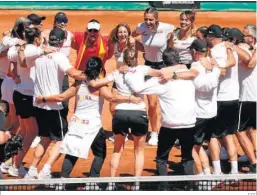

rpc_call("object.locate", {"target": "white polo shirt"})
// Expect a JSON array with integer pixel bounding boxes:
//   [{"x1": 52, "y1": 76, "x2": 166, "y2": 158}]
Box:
[
  {"x1": 107, "y1": 65, "x2": 149, "y2": 111},
  {"x1": 211, "y1": 42, "x2": 239, "y2": 101},
  {"x1": 0, "y1": 36, "x2": 19, "y2": 79},
  {"x1": 136, "y1": 22, "x2": 175, "y2": 62},
  {"x1": 8, "y1": 45, "x2": 35, "y2": 96},
  {"x1": 124, "y1": 69, "x2": 196, "y2": 129},
  {"x1": 238, "y1": 44, "x2": 256, "y2": 102},
  {"x1": 191, "y1": 60, "x2": 220, "y2": 118},
  {"x1": 33, "y1": 52, "x2": 72, "y2": 110}
]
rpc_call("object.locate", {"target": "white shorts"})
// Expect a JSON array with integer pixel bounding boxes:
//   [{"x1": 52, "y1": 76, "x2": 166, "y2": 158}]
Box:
[{"x1": 1, "y1": 77, "x2": 15, "y2": 104}]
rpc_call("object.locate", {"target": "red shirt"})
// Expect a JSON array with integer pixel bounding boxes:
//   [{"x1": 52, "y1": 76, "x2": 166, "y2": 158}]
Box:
[{"x1": 73, "y1": 32, "x2": 109, "y2": 70}]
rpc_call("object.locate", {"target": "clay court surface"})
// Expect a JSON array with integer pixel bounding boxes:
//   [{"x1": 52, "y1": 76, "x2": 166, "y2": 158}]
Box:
[{"x1": 0, "y1": 10, "x2": 256, "y2": 179}]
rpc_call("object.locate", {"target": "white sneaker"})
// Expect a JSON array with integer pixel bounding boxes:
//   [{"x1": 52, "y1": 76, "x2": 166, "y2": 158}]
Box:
[
  {"x1": 24, "y1": 167, "x2": 38, "y2": 179},
  {"x1": 38, "y1": 170, "x2": 52, "y2": 180},
  {"x1": 30, "y1": 136, "x2": 41, "y2": 148},
  {"x1": 148, "y1": 132, "x2": 158, "y2": 146},
  {"x1": 220, "y1": 147, "x2": 229, "y2": 160},
  {"x1": 38, "y1": 170, "x2": 54, "y2": 188},
  {"x1": 238, "y1": 155, "x2": 249, "y2": 162},
  {"x1": 0, "y1": 161, "x2": 12, "y2": 173},
  {"x1": 8, "y1": 165, "x2": 27, "y2": 177},
  {"x1": 109, "y1": 135, "x2": 128, "y2": 142}
]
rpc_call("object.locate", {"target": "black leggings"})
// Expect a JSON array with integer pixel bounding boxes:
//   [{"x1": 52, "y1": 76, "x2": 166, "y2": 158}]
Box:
[{"x1": 61, "y1": 128, "x2": 106, "y2": 178}]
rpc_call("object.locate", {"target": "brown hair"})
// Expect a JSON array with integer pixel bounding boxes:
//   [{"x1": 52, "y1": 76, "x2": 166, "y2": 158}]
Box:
[
  {"x1": 144, "y1": 7, "x2": 158, "y2": 20},
  {"x1": 180, "y1": 10, "x2": 196, "y2": 29},
  {"x1": 109, "y1": 23, "x2": 131, "y2": 43},
  {"x1": 123, "y1": 48, "x2": 138, "y2": 67}
]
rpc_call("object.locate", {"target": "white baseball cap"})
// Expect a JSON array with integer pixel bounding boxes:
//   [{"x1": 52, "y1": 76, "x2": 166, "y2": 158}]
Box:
[{"x1": 87, "y1": 21, "x2": 100, "y2": 31}]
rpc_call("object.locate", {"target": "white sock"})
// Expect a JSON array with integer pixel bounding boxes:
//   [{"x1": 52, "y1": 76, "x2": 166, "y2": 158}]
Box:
[
  {"x1": 212, "y1": 160, "x2": 221, "y2": 174},
  {"x1": 42, "y1": 164, "x2": 51, "y2": 173},
  {"x1": 203, "y1": 168, "x2": 211, "y2": 175},
  {"x1": 29, "y1": 166, "x2": 37, "y2": 171},
  {"x1": 230, "y1": 161, "x2": 238, "y2": 174},
  {"x1": 197, "y1": 172, "x2": 204, "y2": 175}
]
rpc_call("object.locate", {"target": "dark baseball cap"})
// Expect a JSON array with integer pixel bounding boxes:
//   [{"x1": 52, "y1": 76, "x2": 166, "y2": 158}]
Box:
[
  {"x1": 207, "y1": 24, "x2": 223, "y2": 38},
  {"x1": 27, "y1": 13, "x2": 46, "y2": 25},
  {"x1": 54, "y1": 12, "x2": 68, "y2": 23},
  {"x1": 188, "y1": 39, "x2": 208, "y2": 52},
  {"x1": 222, "y1": 27, "x2": 230, "y2": 41},
  {"x1": 226, "y1": 28, "x2": 244, "y2": 41},
  {"x1": 49, "y1": 28, "x2": 65, "y2": 42}
]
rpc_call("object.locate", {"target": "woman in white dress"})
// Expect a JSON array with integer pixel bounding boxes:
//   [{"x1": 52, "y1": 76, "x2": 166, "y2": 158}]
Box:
[{"x1": 35, "y1": 57, "x2": 141, "y2": 190}]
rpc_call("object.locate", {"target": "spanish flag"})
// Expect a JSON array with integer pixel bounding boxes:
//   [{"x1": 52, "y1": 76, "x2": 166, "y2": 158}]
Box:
[{"x1": 74, "y1": 33, "x2": 107, "y2": 70}]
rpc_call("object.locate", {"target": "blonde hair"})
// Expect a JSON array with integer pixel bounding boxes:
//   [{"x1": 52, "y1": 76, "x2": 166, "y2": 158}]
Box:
[
  {"x1": 109, "y1": 23, "x2": 131, "y2": 44},
  {"x1": 123, "y1": 48, "x2": 138, "y2": 67}
]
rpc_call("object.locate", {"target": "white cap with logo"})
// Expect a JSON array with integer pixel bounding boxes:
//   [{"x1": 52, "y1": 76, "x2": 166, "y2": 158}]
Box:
[{"x1": 87, "y1": 22, "x2": 100, "y2": 31}]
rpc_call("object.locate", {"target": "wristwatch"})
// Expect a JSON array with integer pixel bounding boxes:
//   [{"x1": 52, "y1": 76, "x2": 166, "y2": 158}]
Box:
[{"x1": 172, "y1": 72, "x2": 178, "y2": 80}]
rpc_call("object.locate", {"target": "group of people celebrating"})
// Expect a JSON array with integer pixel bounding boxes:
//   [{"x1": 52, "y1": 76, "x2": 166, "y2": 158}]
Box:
[{"x1": 0, "y1": 6, "x2": 256, "y2": 191}]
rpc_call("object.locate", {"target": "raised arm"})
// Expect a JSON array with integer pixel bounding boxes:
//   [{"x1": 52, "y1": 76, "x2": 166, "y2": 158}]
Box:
[
  {"x1": 132, "y1": 29, "x2": 140, "y2": 38},
  {"x1": 247, "y1": 49, "x2": 256, "y2": 69},
  {"x1": 225, "y1": 42, "x2": 251, "y2": 67}
]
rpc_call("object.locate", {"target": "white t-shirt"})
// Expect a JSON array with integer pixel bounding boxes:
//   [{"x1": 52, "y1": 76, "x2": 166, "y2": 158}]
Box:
[
  {"x1": 0, "y1": 36, "x2": 19, "y2": 79},
  {"x1": 124, "y1": 69, "x2": 196, "y2": 129},
  {"x1": 59, "y1": 31, "x2": 72, "y2": 57},
  {"x1": 33, "y1": 52, "x2": 72, "y2": 110},
  {"x1": 238, "y1": 44, "x2": 256, "y2": 102},
  {"x1": 136, "y1": 22, "x2": 175, "y2": 62},
  {"x1": 191, "y1": 60, "x2": 220, "y2": 118},
  {"x1": 8, "y1": 44, "x2": 35, "y2": 96},
  {"x1": 107, "y1": 65, "x2": 149, "y2": 111},
  {"x1": 0, "y1": 36, "x2": 19, "y2": 52},
  {"x1": 173, "y1": 30, "x2": 195, "y2": 65},
  {"x1": 7, "y1": 46, "x2": 18, "y2": 63},
  {"x1": 211, "y1": 42, "x2": 239, "y2": 101}
]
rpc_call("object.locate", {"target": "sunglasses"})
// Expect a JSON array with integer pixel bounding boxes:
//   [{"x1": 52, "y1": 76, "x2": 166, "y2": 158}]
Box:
[
  {"x1": 55, "y1": 18, "x2": 68, "y2": 24},
  {"x1": 88, "y1": 29, "x2": 99, "y2": 33}
]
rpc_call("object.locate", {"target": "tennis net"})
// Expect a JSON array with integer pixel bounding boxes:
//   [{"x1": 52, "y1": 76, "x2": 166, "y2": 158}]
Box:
[{"x1": 0, "y1": 173, "x2": 255, "y2": 191}]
